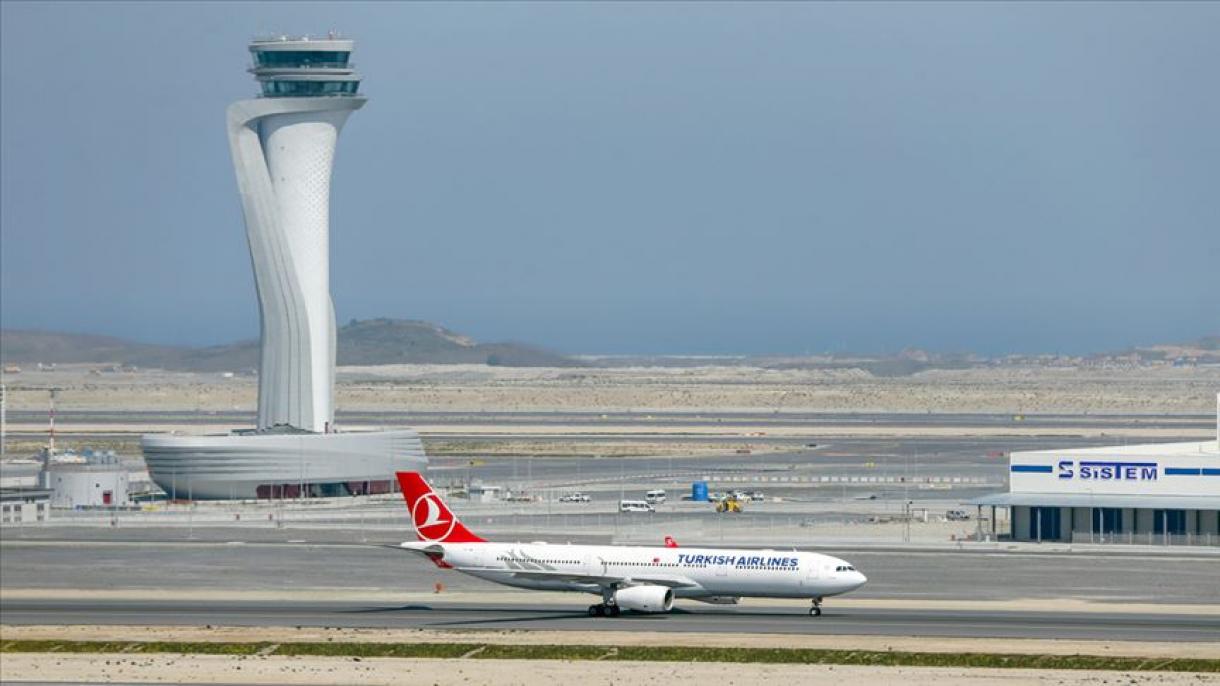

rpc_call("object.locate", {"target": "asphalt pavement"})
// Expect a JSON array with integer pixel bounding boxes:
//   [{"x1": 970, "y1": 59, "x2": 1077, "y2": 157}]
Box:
[
  {"x1": 4, "y1": 538, "x2": 1220, "y2": 603},
  {"x1": 3, "y1": 598, "x2": 1217, "y2": 642}
]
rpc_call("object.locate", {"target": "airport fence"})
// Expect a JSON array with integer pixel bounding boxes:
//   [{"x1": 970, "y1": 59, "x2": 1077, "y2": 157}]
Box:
[
  {"x1": 1069, "y1": 531, "x2": 1220, "y2": 547},
  {"x1": 7, "y1": 495, "x2": 1216, "y2": 548}
]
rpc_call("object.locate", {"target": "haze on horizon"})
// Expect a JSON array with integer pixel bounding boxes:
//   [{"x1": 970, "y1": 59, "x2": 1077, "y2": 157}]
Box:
[{"x1": 1, "y1": 2, "x2": 1216, "y2": 356}]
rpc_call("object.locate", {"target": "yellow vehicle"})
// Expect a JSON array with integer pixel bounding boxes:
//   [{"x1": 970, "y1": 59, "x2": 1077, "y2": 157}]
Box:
[{"x1": 715, "y1": 495, "x2": 744, "y2": 513}]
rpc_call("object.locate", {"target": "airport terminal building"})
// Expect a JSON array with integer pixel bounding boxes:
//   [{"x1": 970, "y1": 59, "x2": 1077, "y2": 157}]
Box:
[{"x1": 975, "y1": 423, "x2": 1220, "y2": 545}]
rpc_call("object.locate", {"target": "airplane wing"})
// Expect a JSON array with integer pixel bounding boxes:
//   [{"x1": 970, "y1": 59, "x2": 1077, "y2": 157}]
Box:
[{"x1": 505, "y1": 569, "x2": 700, "y2": 589}]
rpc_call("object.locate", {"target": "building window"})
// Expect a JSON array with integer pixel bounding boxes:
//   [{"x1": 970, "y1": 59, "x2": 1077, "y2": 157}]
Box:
[
  {"x1": 1029, "y1": 506, "x2": 1061, "y2": 541},
  {"x1": 260, "y1": 80, "x2": 359, "y2": 97},
  {"x1": 1092, "y1": 508, "x2": 1123, "y2": 535},
  {"x1": 255, "y1": 51, "x2": 351, "y2": 68},
  {"x1": 1153, "y1": 509, "x2": 1186, "y2": 535}
]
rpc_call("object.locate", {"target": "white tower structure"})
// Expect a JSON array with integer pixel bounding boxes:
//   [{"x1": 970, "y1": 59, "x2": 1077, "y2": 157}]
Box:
[
  {"x1": 228, "y1": 36, "x2": 364, "y2": 432},
  {"x1": 141, "y1": 35, "x2": 426, "y2": 500}
]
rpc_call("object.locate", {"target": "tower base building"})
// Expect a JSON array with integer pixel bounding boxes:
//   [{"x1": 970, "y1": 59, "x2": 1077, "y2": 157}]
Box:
[{"x1": 143, "y1": 429, "x2": 425, "y2": 500}]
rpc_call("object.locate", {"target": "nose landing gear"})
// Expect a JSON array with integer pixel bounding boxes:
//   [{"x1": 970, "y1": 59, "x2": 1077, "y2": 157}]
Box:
[{"x1": 809, "y1": 598, "x2": 823, "y2": 617}]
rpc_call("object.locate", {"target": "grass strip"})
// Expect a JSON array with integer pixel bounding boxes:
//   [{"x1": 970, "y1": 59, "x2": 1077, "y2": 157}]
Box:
[
  {"x1": 3, "y1": 641, "x2": 266, "y2": 656},
  {"x1": 3, "y1": 640, "x2": 1217, "y2": 673}
]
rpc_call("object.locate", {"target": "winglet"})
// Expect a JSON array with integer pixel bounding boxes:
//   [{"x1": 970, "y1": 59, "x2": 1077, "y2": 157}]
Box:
[
  {"x1": 664, "y1": 535, "x2": 679, "y2": 548},
  {"x1": 396, "y1": 472, "x2": 486, "y2": 543}
]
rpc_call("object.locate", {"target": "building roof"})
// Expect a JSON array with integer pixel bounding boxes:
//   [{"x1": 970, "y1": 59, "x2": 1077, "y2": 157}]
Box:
[
  {"x1": 0, "y1": 488, "x2": 52, "y2": 502},
  {"x1": 970, "y1": 492, "x2": 1220, "y2": 510},
  {"x1": 1012, "y1": 440, "x2": 1218, "y2": 459}
]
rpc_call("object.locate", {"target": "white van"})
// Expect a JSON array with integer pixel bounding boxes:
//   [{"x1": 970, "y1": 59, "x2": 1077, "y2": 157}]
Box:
[
  {"x1": 619, "y1": 500, "x2": 655, "y2": 513},
  {"x1": 645, "y1": 489, "x2": 667, "y2": 504}
]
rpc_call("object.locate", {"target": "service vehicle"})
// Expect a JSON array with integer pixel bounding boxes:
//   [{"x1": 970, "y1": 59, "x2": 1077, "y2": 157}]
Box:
[{"x1": 715, "y1": 494, "x2": 744, "y2": 513}]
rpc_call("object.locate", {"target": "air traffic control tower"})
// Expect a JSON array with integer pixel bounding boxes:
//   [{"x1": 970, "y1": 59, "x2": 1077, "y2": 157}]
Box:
[
  {"x1": 231, "y1": 36, "x2": 363, "y2": 432},
  {"x1": 142, "y1": 36, "x2": 426, "y2": 500}
]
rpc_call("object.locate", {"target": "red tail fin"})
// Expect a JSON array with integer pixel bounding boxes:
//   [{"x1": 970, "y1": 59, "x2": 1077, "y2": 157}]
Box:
[
  {"x1": 396, "y1": 472, "x2": 486, "y2": 543},
  {"x1": 664, "y1": 536, "x2": 679, "y2": 548}
]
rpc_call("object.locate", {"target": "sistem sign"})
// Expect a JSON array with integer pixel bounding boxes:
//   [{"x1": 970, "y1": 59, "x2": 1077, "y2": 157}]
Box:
[{"x1": 1057, "y1": 461, "x2": 1158, "y2": 481}]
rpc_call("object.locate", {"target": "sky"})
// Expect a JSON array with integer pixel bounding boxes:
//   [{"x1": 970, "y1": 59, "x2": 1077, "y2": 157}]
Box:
[{"x1": 1, "y1": 2, "x2": 1217, "y2": 355}]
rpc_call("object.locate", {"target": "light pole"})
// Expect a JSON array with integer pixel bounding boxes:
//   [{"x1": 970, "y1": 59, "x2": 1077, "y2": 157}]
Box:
[
  {"x1": 358, "y1": 458, "x2": 367, "y2": 543},
  {"x1": 187, "y1": 476, "x2": 194, "y2": 540},
  {"x1": 905, "y1": 450, "x2": 912, "y2": 511},
  {"x1": 0, "y1": 383, "x2": 6, "y2": 460}
]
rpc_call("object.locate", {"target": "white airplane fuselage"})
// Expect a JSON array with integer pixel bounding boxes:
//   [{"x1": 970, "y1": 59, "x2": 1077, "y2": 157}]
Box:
[{"x1": 407, "y1": 541, "x2": 867, "y2": 600}]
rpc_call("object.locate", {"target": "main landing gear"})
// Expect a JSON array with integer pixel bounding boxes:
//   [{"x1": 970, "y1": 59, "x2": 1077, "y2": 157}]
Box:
[
  {"x1": 587, "y1": 603, "x2": 621, "y2": 617},
  {"x1": 809, "y1": 598, "x2": 823, "y2": 617}
]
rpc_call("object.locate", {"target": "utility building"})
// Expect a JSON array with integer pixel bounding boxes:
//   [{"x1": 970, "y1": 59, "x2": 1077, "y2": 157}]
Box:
[{"x1": 43, "y1": 451, "x2": 130, "y2": 508}]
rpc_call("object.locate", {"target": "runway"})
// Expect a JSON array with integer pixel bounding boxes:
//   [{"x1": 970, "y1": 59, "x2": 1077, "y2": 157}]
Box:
[
  {"x1": 6, "y1": 538, "x2": 1220, "y2": 603},
  {"x1": 3, "y1": 598, "x2": 1217, "y2": 641}
]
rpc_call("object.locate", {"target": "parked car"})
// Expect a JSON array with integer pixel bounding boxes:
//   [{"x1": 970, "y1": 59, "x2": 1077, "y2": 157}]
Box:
[
  {"x1": 945, "y1": 509, "x2": 971, "y2": 521},
  {"x1": 559, "y1": 493, "x2": 591, "y2": 503},
  {"x1": 645, "y1": 489, "x2": 667, "y2": 504},
  {"x1": 619, "y1": 500, "x2": 655, "y2": 513}
]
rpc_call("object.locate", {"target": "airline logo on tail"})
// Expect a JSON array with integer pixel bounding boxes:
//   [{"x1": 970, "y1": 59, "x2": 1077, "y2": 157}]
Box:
[
  {"x1": 412, "y1": 493, "x2": 456, "y2": 541},
  {"x1": 396, "y1": 472, "x2": 486, "y2": 543}
]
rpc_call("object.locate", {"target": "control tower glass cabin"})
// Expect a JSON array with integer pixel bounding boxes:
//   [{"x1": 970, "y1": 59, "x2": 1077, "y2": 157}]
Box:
[{"x1": 249, "y1": 35, "x2": 361, "y2": 97}]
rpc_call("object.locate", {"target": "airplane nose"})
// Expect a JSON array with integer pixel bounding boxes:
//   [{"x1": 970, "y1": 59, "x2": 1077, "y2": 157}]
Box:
[{"x1": 854, "y1": 571, "x2": 868, "y2": 588}]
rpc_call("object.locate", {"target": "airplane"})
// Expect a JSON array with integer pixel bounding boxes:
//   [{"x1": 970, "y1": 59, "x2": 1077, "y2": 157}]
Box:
[{"x1": 395, "y1": 471, "x2": 867, "y2": 617}]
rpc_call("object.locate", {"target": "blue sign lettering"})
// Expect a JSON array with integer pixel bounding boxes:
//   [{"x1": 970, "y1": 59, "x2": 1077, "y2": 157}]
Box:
[{"x1": 1055, "y1": 461, "x2": 1157, "y2": 481}]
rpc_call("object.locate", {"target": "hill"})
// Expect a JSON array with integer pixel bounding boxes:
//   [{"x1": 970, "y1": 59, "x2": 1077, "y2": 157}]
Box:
[
  {"x1": 336, "y1": 318, "x2": 572, "y2": 367},
  {"x1": 0, "y1": 319, "x2": 574, "y2": 370},
  {"x1": 0, "y1": 330, "x2": 185, "y2": 368}
]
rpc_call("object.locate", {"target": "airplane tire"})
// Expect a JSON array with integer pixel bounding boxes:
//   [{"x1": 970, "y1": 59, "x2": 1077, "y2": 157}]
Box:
[
  {"x1": 809, "y1": 607, "x2": 822, "y2": 617},
  {"x1": 588, "y1": 604, "x2": 605, "y2": 617},
  {"x1": 607, "y1": 605, "x2": 621, "y2": 617}
]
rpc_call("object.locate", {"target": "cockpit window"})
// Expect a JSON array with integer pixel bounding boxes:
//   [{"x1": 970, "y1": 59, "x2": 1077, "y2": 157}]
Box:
[{"x1": 835, "y1": 565, "x2": 857, "y2": 572}]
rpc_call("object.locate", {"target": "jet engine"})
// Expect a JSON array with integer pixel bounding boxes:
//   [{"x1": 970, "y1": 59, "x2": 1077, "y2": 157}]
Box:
[{"x1": 613, "y1": 585, "x2": 674, "y2": 613}]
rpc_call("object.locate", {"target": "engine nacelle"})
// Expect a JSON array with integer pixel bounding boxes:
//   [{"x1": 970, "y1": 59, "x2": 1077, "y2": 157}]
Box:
[{"x1": 613, "y1": 585, "x2": 674, "y2": 613}]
